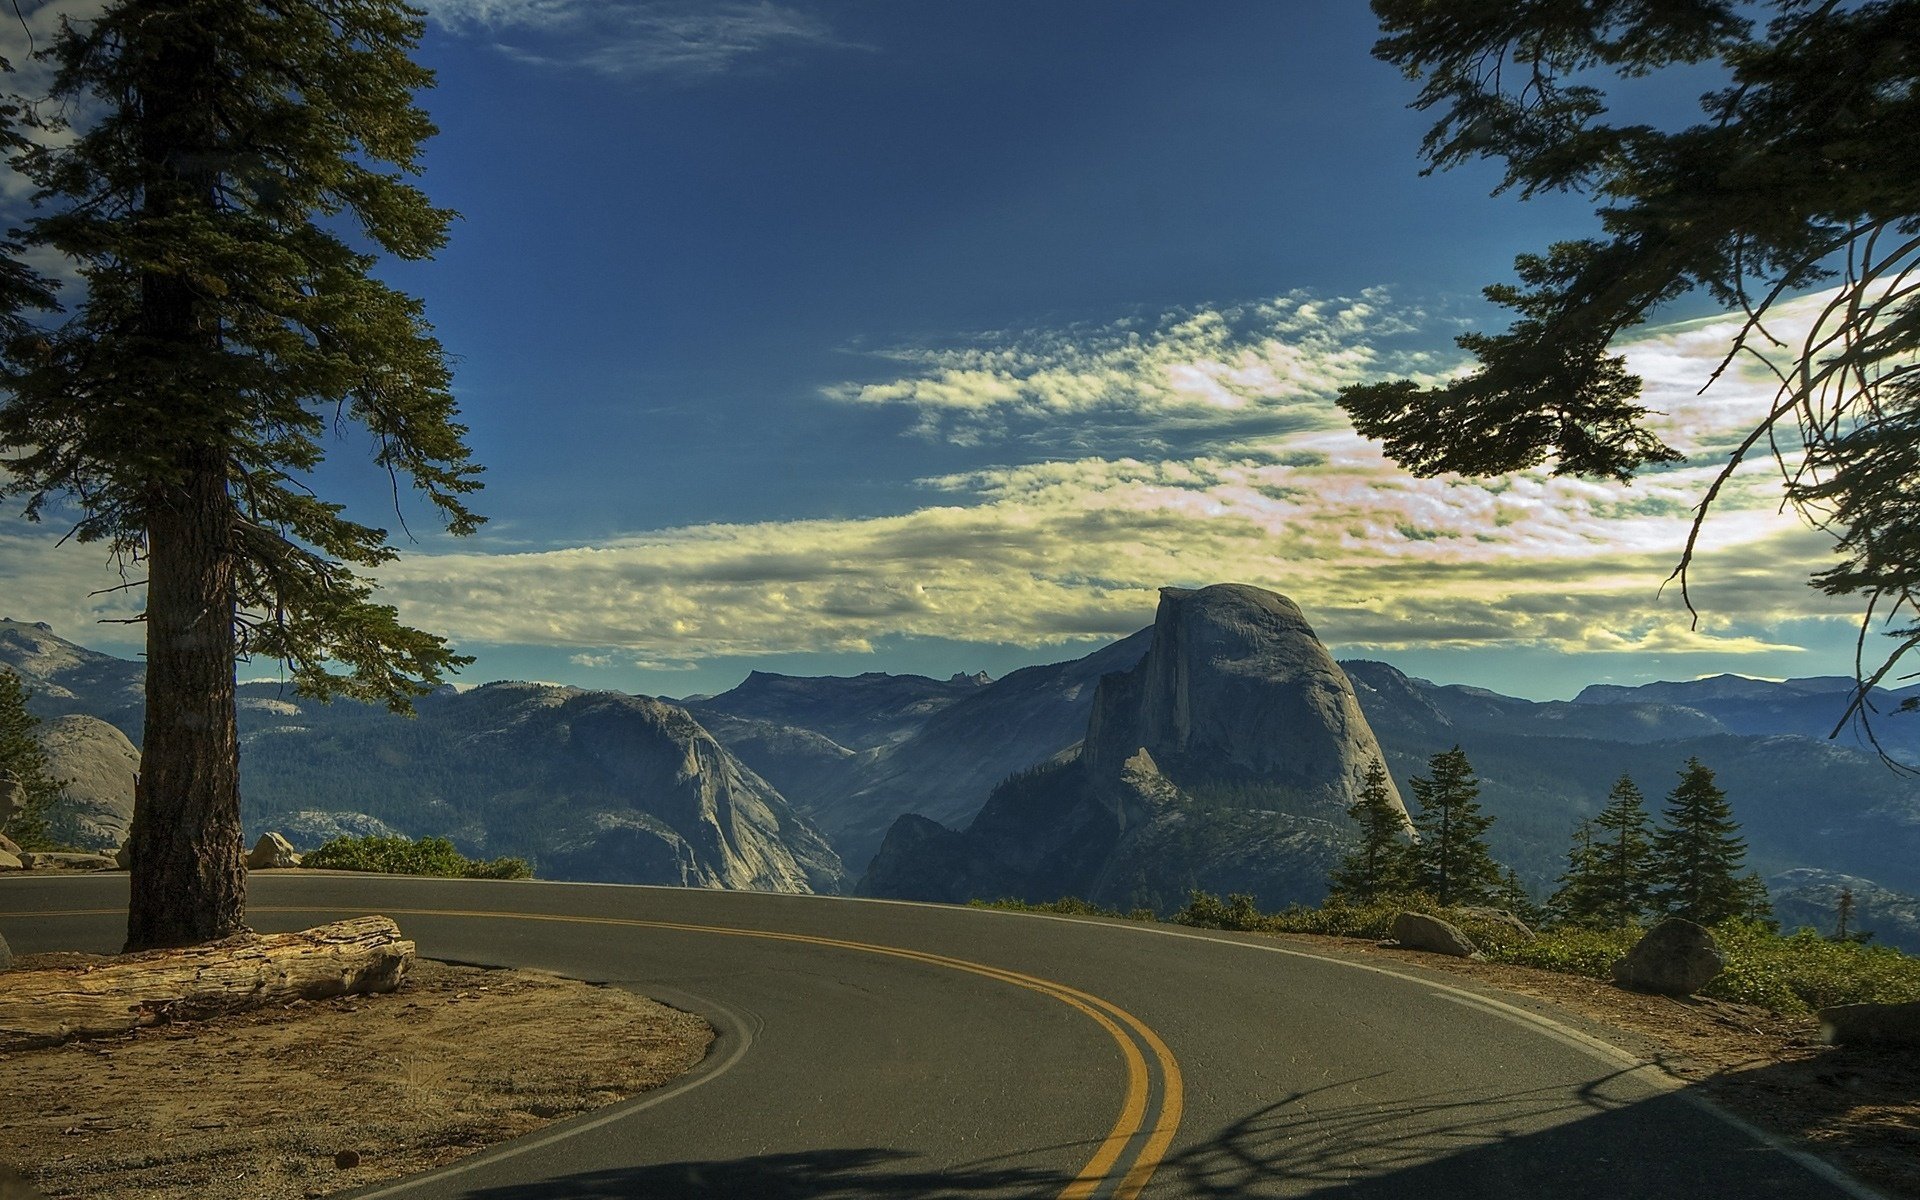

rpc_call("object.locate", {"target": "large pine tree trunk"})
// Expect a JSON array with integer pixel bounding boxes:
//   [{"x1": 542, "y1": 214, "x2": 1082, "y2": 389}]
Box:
[
  {"x1": 121, "y1": 16, "x2": 245, "y2": 952},
  {"x1": 126, "y1": 447, "x2": 246, "y2": 951}
]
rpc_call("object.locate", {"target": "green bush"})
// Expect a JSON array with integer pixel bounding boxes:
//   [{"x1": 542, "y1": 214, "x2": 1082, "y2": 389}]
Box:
[
  {"x1": 1484, "y1": 925, "x2": 1640, "y2": 978},
  {"x1": 302, "y1": 834, "x2": 531, "y2": 880}
]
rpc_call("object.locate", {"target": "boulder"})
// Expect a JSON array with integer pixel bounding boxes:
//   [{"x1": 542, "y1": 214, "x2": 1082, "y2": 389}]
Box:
[
  {"x1": 1391, "y1": 911, "x2": 1480, "y2": 958},
  {"x1": 114, "y1": 842, "x2": 131, "y2": 869},
  {"x1": 1456, "y1": 906, "x2": 1536, "y2": 942},
  {"x1": 0, "y1": 832, "x2": 18, "y2": 856},
  {"x1": 0, "y1": 850, "x2": 21, "y2": 871},
  {"x1": 1818, "y1": 1000, "x2": 1920, "y2": 1049},
  {"x1": 1611, "y1": 918, "x2": 1725, "y2": 996},
  {"x1": 0, "y1": 929, "x2": 10, "y2": 971},
  {"x1": 246, "y1": 832, "x2": 303, "y2": 870},
  {"x1": 19, "y1": 851, "x2": 116, "y2": 871}
]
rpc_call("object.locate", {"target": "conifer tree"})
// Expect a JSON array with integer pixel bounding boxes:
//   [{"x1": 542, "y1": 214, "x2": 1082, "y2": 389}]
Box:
[
  {"x1": 1328, "y1": 759, "x2": 1410, "y2": 902},
  {"x1": 1548, "y1": 819, "x2": 1608, "y2": 926},
  {"x1": 0, "y1": 669, "x2": 65, "y2": 851},
  {"x1": 1592, "y1": 774, "x2": 1656, "y2": 926},
  {"x1": 1407, "y1": 745, "x2": 1502, "y2": 907},
  {"x1": 0, "y1": 1, "x2": 482, "y2": 949},
  {"x1": 1650, "y1": 758, "x2": 1768, "y2": 924}
]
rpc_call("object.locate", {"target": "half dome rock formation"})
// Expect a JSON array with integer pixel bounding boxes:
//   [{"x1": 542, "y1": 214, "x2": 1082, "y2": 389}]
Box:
[
  {"x1": 1083, "y1": 585, "x2": 1407, "y2": 824},
  {"x1": 861, "y1": 584, "x2": 1406, "y2": 911}
]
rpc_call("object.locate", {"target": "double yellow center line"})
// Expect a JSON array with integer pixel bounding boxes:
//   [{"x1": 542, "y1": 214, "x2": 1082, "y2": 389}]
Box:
[{"x1": 23, "y1": 905, "x2": 1185, "y2": 1198}]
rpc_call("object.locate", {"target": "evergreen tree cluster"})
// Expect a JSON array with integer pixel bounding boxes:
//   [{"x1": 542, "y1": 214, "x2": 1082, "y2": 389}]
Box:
[
  {"x1": 1552, "y1": 758, "x2": 1771, "y2": 928},
  {"x1": 1328, "y1": 746, "x2": 1505, "y2": 908},
  {"x1": 1330, "y1": 748, "x2": 1775, "y2": 929}
]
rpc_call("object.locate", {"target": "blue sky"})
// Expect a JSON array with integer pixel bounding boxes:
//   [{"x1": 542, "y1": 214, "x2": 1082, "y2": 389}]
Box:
[{"x1": 0, "y1": 1, "x2": 1874, "y2": 700}]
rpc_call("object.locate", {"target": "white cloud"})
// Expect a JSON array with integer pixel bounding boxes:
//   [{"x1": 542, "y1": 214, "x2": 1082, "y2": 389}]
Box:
[
  {"x1": 419, "y1": 0, "x2": 861, "y2": 78},
  {"x1": 827, "y1": 289, "x2": 1444, "y2": 446},
  {"x1": 2, "y1": 286, "x2": 1872, "y2": 674}
]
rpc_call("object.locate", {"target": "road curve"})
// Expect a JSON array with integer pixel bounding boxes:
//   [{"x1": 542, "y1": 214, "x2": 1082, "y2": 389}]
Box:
[{"x1": 0, "y1": 873, "x2": 1881, "y2": 1200}]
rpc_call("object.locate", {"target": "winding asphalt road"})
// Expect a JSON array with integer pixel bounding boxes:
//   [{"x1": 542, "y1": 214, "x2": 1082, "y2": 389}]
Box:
[{"x1": 0, "y1": 873, "x2": 1883, "y2": 1199}]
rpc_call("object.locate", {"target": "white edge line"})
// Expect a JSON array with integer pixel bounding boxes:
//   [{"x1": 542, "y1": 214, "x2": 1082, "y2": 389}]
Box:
[
  {"x1": 963, "y1": 905, "x2": 1895, "y2": 1200},
  {"x1": 340, "y1": 988, "x2": 756, "y2": 1200},
  {"x1": 6, "y1": 878, "x2": 1895, "y2": 1200}
]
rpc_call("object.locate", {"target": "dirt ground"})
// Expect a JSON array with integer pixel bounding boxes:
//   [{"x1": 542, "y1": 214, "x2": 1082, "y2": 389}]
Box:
[
  {"x1": 0, "y1": 956, "x2": 714, "y2": 1200},
  {"x1": 1258, "y1": 930, "x2": 1920, "y2": 1200}
]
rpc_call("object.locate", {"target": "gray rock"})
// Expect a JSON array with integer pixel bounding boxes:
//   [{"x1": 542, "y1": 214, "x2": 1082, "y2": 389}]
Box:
[
  {"x1": 1391, "y1": 911, "x2": 1480, "y2": 958},
  {"x1": 246, "y1": 832, "x2": 302, "y2": 870},
  {"x1": 1083, "y1": 585, "x2": 1408, "y2": 825},
  {"x1": 1456, "y1": 906, "x2": 1536, "y2": 942},
  {"x1": 18, "y1": 851, "x2": 116, "y2": 871},
  {"x1": 33, "y1": 715, "x2": 139, "y2": 850},
  {"x1": 0, "y1": 928, "x2": 10, "y2": 970},
  {"x1": 1611, "y1": 918, "x2": 1726, "y2": 996},
  {"x1": 0, "y1": 850, "x2": 20, "y2": 872},
  {"x1": 114, "y1": 842, "x2": 131, "y2": 869},
  {"x1": 1818, "y1": 1000, "x2": 1920, "y2": 1049}
]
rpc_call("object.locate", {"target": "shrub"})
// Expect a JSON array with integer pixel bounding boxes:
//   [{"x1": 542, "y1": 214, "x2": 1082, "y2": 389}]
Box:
[{"x1": 302, "y1": 834, "x2": 531, "y2": 880}]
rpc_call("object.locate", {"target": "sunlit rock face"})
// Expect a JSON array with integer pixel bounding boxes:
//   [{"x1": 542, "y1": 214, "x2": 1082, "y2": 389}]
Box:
[
  {"x1": 861, "y1": 584, "x2": 1403, "y2": 912},
  {"x1": 1082, "y1": 584, "x2": 1407, "y2": 825}
]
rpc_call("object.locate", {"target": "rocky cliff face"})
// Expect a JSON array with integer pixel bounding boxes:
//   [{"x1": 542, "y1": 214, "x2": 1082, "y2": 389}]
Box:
[
  {"x1": 1083, "y1": 586, "x2": 1406, "y2": 821},
  {"x1": 239, "y1": 682, "x2": 848, "y2": 893},
  {"x1": 861, "y1": 585, "x2": 1403, "y2": 910}
]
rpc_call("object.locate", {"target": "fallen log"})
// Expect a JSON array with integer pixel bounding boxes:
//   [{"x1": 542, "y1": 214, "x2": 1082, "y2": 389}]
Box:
[{"x1": 0, "y1": 915, "x2": 414, "y2": 1052}]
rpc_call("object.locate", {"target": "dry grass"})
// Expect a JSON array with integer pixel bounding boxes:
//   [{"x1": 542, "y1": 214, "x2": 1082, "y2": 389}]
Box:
[{"x1": 0, "y1": 958, "x2": 713, "y2": 1200}]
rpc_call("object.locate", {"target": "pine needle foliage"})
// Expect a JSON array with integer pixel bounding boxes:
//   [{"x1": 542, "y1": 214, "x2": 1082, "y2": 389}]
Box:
[
  {"x1": 1341, "y1": 1, "x2": 1920, "y2": 741},
  {"x1": 1591, "y1": 773, "x2": 1656, "y2": 925},
  {"x1": 1328, "y1": 758, "x2": 1412, "y2": 902},
  {"x1": 1650, "y1": 758, "x2": 1770, "y2": 924},
  {"x1": 1, "y1": 0, "x2": 483, "y2": 708},
  {"x1": 1407, "y1": 745, "x2": 1503, "y2": 907}
]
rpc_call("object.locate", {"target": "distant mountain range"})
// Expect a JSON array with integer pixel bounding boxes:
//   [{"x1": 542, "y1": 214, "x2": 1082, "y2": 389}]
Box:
[{"x1": 6, "y1": 606, "x2": 1920, "y2": 949}]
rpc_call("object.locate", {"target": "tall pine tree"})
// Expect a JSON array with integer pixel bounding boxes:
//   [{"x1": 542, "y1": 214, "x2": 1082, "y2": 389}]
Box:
[
  {"x1": 1650, "y1": 758, "x2": 1768, "y2": 925},
  {"x1": 1592, "y1": 774, "x2": 1655, "y2": 926},
  {"x1": 1408, "y1": 745, "x2": 1502, "y2": 907},
  {"x1": 1, "y1": 1, "x2": 482, "y2": 949},
  {"x1": 1328, "y1": 759, "x2": 1410, "y2": 902}
]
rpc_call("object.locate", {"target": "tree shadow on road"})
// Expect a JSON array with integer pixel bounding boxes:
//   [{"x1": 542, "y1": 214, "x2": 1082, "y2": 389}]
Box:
[
  {"x1": 461, "y1": 1146, "x2": 1072, "y2": 1199},
  {"x1": 460, "y1": 1059, "x2": 1886, "y2": 1199}
]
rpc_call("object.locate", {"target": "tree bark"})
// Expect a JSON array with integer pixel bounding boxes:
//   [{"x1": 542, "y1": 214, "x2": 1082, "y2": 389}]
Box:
[
  {"x1": 0, "y1": 917, "x2": 414, "y2": 1051},
  {"x1": 127, "y1": 447, "x2": 246, "y2": 951}
]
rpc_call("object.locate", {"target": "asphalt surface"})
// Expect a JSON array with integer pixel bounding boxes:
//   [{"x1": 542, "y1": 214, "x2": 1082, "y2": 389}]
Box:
[{"x1": 0, "y1": 872, "x2": 1881, "y2": 1199}]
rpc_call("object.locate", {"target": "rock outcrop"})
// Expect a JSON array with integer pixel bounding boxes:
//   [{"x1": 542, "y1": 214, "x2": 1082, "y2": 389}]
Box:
[
  {"x1": 1611, "y1": 918, "x2": 1726, "y2": 996},
  {"x1": 861, "y1": 585, "x2": 1406, "y2": 911},
  {"x1": 1082, "y1": 586, "x2": 1405, "y2": 820},
  {"x1": 34, "y1": 714, "x2": 139, "y2": 850}
]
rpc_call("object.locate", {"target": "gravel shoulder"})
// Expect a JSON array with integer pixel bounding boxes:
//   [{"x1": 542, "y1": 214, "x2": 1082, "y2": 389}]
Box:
[
  {"x1": 0, "y1": 956, "x2": 715, "y2": 1200},
  {"x1": 1250, "y1": 929, "x2": 1920, "y2": 1200}
]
